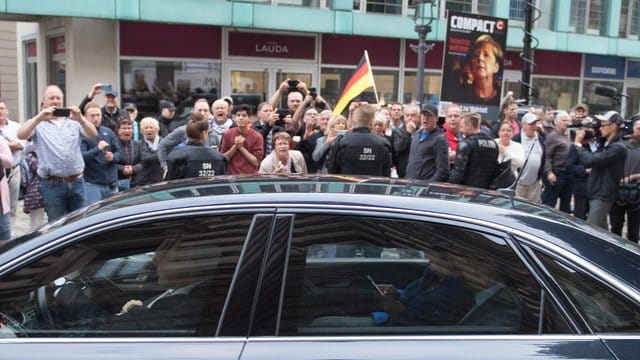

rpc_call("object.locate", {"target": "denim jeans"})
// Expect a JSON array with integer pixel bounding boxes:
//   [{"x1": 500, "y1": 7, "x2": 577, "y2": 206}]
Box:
[
  {"x1": 0, "y1": 207, "x2": 10, "y2": 240},
  {"x1": 117, "y1": 179, "x2": 131, "y2": 192},
  {"x1": 85, "y1": 182, "x2": 118, "y2": 205},
  {"x1": 40, "y1": 177, "x2": 87, "y2": 222}
]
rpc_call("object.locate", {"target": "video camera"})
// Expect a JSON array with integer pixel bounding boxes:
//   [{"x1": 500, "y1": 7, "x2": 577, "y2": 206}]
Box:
[
  {"x1": 593, "y1": 84, "x2": 635, "y2": 140},
  {"x1": 568, "y1": 116, "x2": 601, "y2": 142}
]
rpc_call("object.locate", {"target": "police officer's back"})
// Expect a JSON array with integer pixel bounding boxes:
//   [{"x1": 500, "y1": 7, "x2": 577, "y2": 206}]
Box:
[
  {"x1": 449, "y1": 112, "x2": 499, "y2": 188},
  {"x1": 326, "y1": 104, "x2": 391, "y2": 176},
  {"x1": 166, "y1": 117, "x2": 226, "y2": 180}
]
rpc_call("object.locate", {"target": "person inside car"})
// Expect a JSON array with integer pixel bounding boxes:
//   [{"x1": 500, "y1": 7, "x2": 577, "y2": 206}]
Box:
[{"x1": 372, "y1": 247, "x2": 474, "y2": 326}]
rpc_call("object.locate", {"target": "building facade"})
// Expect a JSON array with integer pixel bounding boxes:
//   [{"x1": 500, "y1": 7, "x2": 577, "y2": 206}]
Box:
[{"x1": 2, "y1": 0, "x2": 640, "y2": 122}]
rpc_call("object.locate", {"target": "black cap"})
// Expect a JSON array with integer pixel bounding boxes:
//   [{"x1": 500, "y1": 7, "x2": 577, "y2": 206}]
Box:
[
  {"x1": 105, "y1": 89, "x2": 119, "y2": 97},
  {"x1": 421, "y1": 104, "x2": 438, "y2": 116},
  {"x1": 123, "y1": 102, "x2": 137, "y2": 111},
  {"x1": 159, "y1": 100, "x2": 176, "y2": 111}
]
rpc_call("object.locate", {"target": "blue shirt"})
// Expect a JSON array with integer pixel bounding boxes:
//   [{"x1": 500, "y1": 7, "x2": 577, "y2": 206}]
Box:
[{"x1": 33, "y1": 118, "x2": 85, "y2": 178}]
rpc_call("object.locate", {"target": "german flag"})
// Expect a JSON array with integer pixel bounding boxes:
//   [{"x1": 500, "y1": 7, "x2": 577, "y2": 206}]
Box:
[{"x1": 332, "y1": 51, "x2": 377, "y2": 115}]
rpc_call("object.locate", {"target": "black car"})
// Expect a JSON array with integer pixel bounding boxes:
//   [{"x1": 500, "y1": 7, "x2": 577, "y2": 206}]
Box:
[{"x1": 0, "y1": 176, "x2": 639, "y2": 359}]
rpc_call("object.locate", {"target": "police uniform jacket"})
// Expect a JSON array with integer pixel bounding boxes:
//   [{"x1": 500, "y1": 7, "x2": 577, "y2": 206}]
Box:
[
  {"x1": 449, "y1": 132, "x2": 499, "y2": 188},
  {"x1": 326, "y1": 127, "x2": 391, "y2": 177},
  {"x1": 166, "y1": 142, "x2": 227, "y2": 180}
]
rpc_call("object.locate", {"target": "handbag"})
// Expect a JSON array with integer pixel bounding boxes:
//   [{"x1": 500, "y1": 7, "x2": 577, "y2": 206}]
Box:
[
  {"x1": 489, "y1": 159, "x2": 516, "y2": 190},
  {"x1": 617, "y1": 181, "x2": 640, "y2": 207}
]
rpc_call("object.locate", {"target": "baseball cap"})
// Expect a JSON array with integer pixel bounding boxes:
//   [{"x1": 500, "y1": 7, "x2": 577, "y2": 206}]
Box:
[
  {"x1": 105, "y1": 89, "x2": 119, "y2": 97},
  {"x1": 123, "y1": 103, "x2": 137, "y2": 111},
  {"x1": 521, "y1": 113, "x2": 539, "y2": 124},
  {"x1": 572, "y1": 102, "x2": 589, "y2": 113},
  {"x1": 223, "y1": 96, "x2": 234, "y2": 105},
  {"x1": 420, "y1": 104, "x2": 438, "y2": 116},
  {"x1": 595, "y1": 110, "x2": 623, "y2": 125},
  {"x1": 159, "y1": 100, "x2": 176, "y2": 111}
]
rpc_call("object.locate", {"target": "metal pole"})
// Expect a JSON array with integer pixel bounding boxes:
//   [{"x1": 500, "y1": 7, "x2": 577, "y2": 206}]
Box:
[
  {"x1": 520, "y1": 1, "x2": 534, "y2": 105},
  {"x1": 415, "y1": 25, "x2": 428, "y2": 107}
]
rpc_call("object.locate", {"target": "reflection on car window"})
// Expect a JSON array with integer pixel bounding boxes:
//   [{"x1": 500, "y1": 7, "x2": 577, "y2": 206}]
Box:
[
  {"x1": 536, "y1": 251, "x2": 640, "y2": 332},
  {"x1": 0, "y1": 215, "x2": 252, "y2": 338},
  {"x1": 279, "y1": 215, "x2": 555, "y2": 336}
]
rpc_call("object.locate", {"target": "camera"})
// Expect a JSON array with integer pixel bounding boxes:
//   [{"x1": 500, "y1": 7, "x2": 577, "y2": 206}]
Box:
[
  {"x1": 620, "y1": 119, "x2": 635, "y2": 140},
  {"x1": 287, "y1": 80, "x2": 299, "y2": 93},
  {"x1": 568, "y1": 116, "x2": 600, "y2": 142},
  {"x1": 276, "y1": 109, "x2": 293, "y2": 127},
  {"x1": 52, "y1": 108, "x2": 71, "y2": 117},
  {"x1": 309, "y1": 87, "x2": 317, "y2": 99}
]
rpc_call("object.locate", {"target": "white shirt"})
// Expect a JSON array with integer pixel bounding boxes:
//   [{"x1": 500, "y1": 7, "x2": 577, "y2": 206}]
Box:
[{"x1": 0, "y1": 120, "x2": 26, "y2": 166}]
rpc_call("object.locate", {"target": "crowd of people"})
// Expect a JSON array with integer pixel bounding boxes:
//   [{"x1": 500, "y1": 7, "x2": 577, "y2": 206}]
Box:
[{"x1": 0, "y1": 81, "x2": 639, "y2": 245}]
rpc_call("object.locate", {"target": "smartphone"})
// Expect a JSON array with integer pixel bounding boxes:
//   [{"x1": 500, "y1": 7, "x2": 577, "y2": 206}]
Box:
[
  {"x1": 101, "y1": 84, "x2": 112, "y2": 92},
  {"x1": 52, "y1": 108, "x2": 71, "y2": 117},
  {"x1": 309, "y1": 87, "x2": 317, "y2": 99},
  {"x1": 336, "y1": 129, "x2": 347, "y2": 136},
  {"x1": 367, "y1": 274, "x2": 385, "y2": 296},
  {"x1": 287, "y1": 79, "x2": 299, "y2": 93}
]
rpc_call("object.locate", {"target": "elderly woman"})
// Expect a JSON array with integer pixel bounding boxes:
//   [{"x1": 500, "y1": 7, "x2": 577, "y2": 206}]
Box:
[
  {"x1": 495, "y1": 121, "x2": 524, "y2": 176},
  {"x1": 133, "y1": 117, "x2": 164, "y2": 186},
  {"x1": 312, "y1": 115, "x2": 348, "y2": 174},
  {"x1": 259, "y1": 132, "x2": 307, "y2": 174}
]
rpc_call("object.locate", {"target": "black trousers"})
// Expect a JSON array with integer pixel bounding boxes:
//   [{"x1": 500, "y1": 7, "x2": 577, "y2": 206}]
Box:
[{"x1": 610, "y1": 202, "x2": 640, "y2": 243}]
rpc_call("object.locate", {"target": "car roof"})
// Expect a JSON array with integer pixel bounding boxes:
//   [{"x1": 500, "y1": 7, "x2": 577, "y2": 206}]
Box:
[{"x1": 4, "y1": 175, "x2": 640, "y2": 292}]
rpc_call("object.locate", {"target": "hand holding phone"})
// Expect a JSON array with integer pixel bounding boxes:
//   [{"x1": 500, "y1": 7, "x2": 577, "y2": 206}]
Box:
[
  {"x1": 101, "y1": 84, "x2": 112, "y2": 92},
  {"x1": 52, "y1": 108, "x2": 71, "y2": 117}
]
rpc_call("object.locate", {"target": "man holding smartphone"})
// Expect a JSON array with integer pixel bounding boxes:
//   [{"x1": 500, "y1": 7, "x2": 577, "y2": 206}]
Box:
[
  {"x1": 79, "y1": 83, "x2": 129, "y2": 132},
  {"x1": 17, "y1": 85, "x2": 98, "y2": 222}
]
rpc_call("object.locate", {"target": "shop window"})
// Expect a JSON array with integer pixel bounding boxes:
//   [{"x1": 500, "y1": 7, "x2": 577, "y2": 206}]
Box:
[
  {"x1": 619, "y1": 0, "x2": 640, "y2": 39},
  {"x1": 446, "y1": 0, "x2": 492, "y2": 16},
  {"x1": 23, "y1": 41, "x2": 38, "y2": 120},
  {"x1": 583, "y1": 80, "x2": 623, "y2": 114},
  {"x1": 403, "y1": 72, "x2": 441, "y2": 105},
  {"x1": 531, "y1": 78, "x2": 580, "y2": 110},
  {"x1": 570, "y1": 0, "x2": 605, "y2": 35},
  {"x1": 321, "y1": 68, "x2": 398, "y2": 112},
  {"x1": 120, "y1": 60, "x2": 221, "y2": 119}
]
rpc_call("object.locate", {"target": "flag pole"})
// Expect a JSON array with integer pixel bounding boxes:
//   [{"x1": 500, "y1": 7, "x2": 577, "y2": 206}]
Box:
[{"x1": 364, "y1": 50, "x2": 380, "y2": 105}]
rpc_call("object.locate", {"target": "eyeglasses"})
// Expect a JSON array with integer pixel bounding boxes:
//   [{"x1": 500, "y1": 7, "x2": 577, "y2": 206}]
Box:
[
  {"x1": 600, "y1": 122, "x2": 613, "y2": 128},
  {"x1": 126, "y1": 109, "x2": 136, "y2": 113}
]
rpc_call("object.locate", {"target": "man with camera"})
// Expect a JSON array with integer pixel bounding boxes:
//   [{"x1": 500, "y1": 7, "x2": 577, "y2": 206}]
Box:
[
  {"x1": 573, "y1": 111, "x2": 627, "y2": 229},
  {"x1": 268, "y1": 79, "x2": 308, "y2": 136},
  {"x1": 17, "y1": 85, "x2": 98, "y2": 221},
  {"x1": 81, "y1": 102, "x2": 121, "y2": 204}
]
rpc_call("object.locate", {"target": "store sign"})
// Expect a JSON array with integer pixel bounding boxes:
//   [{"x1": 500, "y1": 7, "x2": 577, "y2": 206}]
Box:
[
  {"x1": 228, "y1": 32, "x2": 315, "y2": 60},
  {"x1": 627, "y1": 60, "x2": 640, "y2": 78},
  {"x1": 584, "y1": 54, "x2": 625, "y2": 80}
]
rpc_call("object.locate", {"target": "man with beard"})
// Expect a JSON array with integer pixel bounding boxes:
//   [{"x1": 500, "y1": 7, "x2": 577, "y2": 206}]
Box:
[
  {"x1": 79, "y1": 83, "x2": 129, "y2": 132},
  {"x1": 405, "y1": 104, "x2": 449, "y2": 182}
]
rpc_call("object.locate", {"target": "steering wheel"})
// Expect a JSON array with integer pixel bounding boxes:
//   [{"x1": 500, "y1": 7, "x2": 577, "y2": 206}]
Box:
[{"x1": 35, "y1": 284, "x2": 56, "y2": 329}]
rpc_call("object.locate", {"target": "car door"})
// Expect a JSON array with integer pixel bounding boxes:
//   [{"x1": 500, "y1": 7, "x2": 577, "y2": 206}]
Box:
[
  {"x1": 240, "y1": 208, "x2": 616, "y2": 360},
  {"x1": 0, "y1": 210, "x2": 275, "y2": 360}
]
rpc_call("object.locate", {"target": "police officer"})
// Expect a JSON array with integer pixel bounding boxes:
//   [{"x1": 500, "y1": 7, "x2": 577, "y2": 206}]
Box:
[
  {"x1": 449, "y1": 112, "x2": 499, "y2": 188},
  {"x1": 326, "y1": 104, "x2": 391, "y2": 176},
  {"x1": 166, "y1": 115, "x2": 226, "y2": 180}
]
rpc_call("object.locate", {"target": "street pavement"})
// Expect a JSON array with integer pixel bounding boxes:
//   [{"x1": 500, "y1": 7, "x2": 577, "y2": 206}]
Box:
[{"x1": 11, "y1": 199, "x2": 39, "y2": 239}]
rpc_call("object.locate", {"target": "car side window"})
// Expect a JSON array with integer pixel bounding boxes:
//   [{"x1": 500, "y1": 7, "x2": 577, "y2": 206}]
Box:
[
  {"x1": 0, "y1": 214, "x2": 252, "y2": 338},
  {"x1": 279, "y1": 214, "x2": 555, "y2": 336},
  {"x1": 536, "y1": 251, "x2": 640, "y2": 332}
]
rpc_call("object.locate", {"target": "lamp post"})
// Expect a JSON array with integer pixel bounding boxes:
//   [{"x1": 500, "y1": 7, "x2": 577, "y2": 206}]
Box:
[{"x1": 411, "y1": 0, "x2": 436, "y2": 107}]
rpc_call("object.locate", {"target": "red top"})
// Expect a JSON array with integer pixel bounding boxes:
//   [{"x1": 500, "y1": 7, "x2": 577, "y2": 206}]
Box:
[
  {"x1": 443, "y1": 123, "x2": 460, "y2": 152},
  {"x1": 220, "y1": 128, "x2": 264, "y2": 175}
]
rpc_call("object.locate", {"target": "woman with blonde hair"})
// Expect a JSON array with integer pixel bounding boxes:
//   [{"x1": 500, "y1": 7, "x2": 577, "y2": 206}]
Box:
[{"x1": 312, "y1": 115, "x2": 348, "y2": 173}]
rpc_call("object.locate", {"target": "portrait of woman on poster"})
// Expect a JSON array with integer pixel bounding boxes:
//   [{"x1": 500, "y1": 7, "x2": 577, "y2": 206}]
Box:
[{"x1": 461, "y1": 34, "x2": 504, "y2": 105}]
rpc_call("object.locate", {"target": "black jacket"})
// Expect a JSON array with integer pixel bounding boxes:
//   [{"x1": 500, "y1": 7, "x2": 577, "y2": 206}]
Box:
[
  {"x1": 166, "y1": 142, "x2": 227, "y2": 180},
  {"x1": 133, "y1": 139, "x2": 164, "y2": 186},
  {"x1": 78, "y1": 95, "x2": 129, "y2": 132},
  {"x1": 326, "y1": 127, "x2": 391, "y2": 177},
  {"x1": 405, "y1": 127, "x2": 449, "y2": 181},
  {"x1": 449, "y1": 132, "x2": 499, "y2": 189},
  {"x1": 575, "y1": 134, "x2": 627, "y2": 202}
]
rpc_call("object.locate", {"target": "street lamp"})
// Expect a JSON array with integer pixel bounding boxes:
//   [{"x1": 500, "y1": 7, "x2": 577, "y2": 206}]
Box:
[{"x1": 411, "y1": 0, "x2": 437, "y2": 107}]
